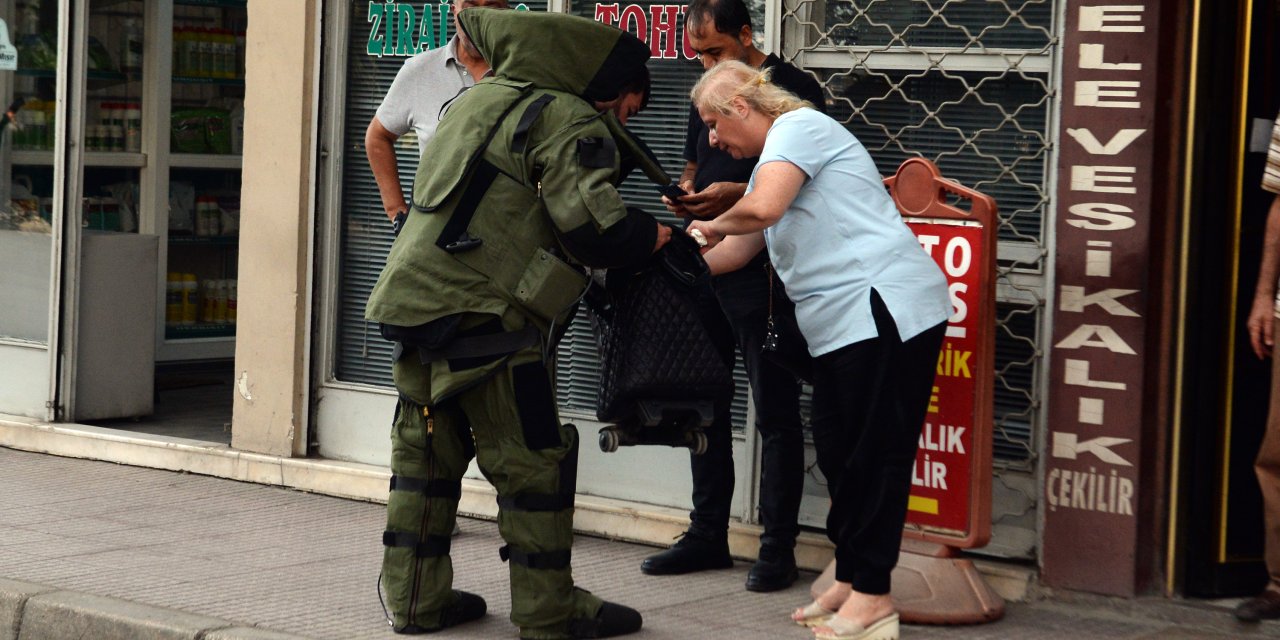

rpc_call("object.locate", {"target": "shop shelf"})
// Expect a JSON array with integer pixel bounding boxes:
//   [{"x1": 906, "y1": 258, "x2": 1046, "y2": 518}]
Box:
[
  {"x1": 176, "y1": 0, "x2": 247, "y2": 7},
  {"x1": 10, "y1": 150, "x2": 147, "y2": 168},
  {"x1": 164, "y1": 323, "x2": 236, "y2": 340},
  {"x1": 168, "y1": 234, "x2": 239, "y2": 246},
  {"x1": 169, "y1": 154, "x2": 242, "y2": 169},
  {"x1": 17, "y1": 68, "x2": 135, "y2": 89},
  {"x1": 172, "y1": 76, "x2": 245, "y2": 86}
]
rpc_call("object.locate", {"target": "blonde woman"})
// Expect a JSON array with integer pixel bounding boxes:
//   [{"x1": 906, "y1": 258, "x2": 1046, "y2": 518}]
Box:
[{"x1": 687, "y1": 61, "x2": 949, "y2": 640}]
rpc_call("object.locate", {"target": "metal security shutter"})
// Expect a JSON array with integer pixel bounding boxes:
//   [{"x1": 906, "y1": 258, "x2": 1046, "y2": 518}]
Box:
[
  {"x1": 333, "y1": 1, "x2": 546, "y2": 386},
  {"x1": 557, "y1": 2, "x2": 755, "y2": 429}
]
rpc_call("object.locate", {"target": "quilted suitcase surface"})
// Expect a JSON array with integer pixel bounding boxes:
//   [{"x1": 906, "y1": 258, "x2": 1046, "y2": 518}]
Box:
[{"x1": 589, "y1": 233, "x2": 734, "y2": 452}]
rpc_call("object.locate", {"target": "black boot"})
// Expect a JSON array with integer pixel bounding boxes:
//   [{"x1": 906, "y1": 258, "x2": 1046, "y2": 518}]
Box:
[
  {"x1": 640, "y1": 530, "x2": 732, "y2": 575},
  {"x1": 745, "y1": 544, "x2": 798, "y2": 592},
  {"x1": 394, "y1": 590, "x2": 487, "y2": 634},
  {"x1": 565, "y1": 601, "x2": 643, "y2": 638},
  {"x1": 1236, "y1": 590, "x2": 1280, "y2": 622}
]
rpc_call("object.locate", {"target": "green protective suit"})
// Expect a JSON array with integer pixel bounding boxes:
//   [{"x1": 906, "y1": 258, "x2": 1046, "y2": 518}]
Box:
[{"x1": 364, "y1": 9, "x2": 666, "y2": 639}]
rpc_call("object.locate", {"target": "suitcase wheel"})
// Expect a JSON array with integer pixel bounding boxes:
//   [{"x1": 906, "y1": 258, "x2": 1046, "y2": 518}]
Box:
[
  {"x1": 598, "y1": 427, "x2": 621, "y2": 453},
  {"x1": 690, "y1": 431, "x2": 708, "y2": 456}
]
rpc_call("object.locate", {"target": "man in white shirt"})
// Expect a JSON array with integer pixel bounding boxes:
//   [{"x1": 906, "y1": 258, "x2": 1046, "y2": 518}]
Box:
[{"x1": 366, "y1": 0, "x2": 509, "y2": 227}]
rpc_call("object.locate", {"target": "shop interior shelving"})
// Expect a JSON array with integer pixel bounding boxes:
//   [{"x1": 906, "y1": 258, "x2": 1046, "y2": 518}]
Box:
[{"x1": 5, "y1": 0, "x2": 245, "y2": 362}]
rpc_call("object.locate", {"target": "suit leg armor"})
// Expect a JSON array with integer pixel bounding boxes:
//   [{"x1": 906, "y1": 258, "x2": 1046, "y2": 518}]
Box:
[
  {"x1": 381, "y1": 373, "x2": 473, "y2": 632},
  {"x1": 458, "y1": 353, "x2": 606, "y2": 638}
]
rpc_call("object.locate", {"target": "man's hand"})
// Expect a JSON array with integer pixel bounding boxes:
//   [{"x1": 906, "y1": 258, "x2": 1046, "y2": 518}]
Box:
[
  {"x1": 681, "y1": 181, "x2": 747, "y2": 220},
  {"x1": 661, "y1": 179, "x2": 697, "y2": 219},
  {"x1": 653, "y1": 223, "x2": 673, "y2": 253},
  {"x1": 365, "y1": 117, "x2": 410, "y2": 222},
  {"x1": 1249, "y1": 294, "x2": 1276, "y2": 359}
]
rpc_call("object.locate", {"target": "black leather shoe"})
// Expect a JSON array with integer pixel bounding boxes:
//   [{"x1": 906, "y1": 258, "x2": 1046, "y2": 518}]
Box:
[
  {"x1": 1236, "y1": 590, "x2": 1280, "y2": 623},
  {"x1": 640, "y1": 531, "x2": 732, "y2": 575},
  {"x1": 746, "y1": 545, "x2": 798, "y2": 592},
  {"x1": 394, "y1": 590, "x2": 487, "y2": 634},
  {"x1": 565, "y1": 601, "x2": 643, "y2": 638}
]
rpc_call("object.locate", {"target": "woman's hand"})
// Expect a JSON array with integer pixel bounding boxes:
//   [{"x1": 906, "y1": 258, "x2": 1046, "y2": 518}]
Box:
[
  {"x1": 687, "y1": 220, "x2": 723, "y2": 251},
  {"x1": 703, "y1": 232, "x2": 767, "y2": 275}
]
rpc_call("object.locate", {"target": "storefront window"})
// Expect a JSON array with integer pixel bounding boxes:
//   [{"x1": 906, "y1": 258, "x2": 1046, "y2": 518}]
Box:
[{"x1": 0, "y1": 1, "x2": 61, "y2": 346}]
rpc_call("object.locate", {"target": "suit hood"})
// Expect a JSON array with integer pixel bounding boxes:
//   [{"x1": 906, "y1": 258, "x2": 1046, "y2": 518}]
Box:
[{"x1": 459, "y1": 8, "x2": 651, "y2": 103}]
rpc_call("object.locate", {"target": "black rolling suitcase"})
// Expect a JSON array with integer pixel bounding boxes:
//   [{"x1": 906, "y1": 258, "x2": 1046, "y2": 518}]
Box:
[{"x1": 587, "y1": 233, "x2": 734, "y2": 454}]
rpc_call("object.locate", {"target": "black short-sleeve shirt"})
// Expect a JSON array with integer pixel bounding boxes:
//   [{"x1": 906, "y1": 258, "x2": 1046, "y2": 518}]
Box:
[{"x1": 683, "y1": 54, "x2": 826, "y2": 192}]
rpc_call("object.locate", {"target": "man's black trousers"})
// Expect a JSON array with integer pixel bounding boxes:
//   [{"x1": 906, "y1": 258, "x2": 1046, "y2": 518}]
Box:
[{"x1": 686, "y1": 260, "x2": 805, "y2": 549}]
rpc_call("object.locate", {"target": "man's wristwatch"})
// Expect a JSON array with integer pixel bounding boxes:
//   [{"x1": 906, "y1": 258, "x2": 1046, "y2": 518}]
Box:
[{"x1": 390, "y1": 209, "x2": 408, "y2": 236}]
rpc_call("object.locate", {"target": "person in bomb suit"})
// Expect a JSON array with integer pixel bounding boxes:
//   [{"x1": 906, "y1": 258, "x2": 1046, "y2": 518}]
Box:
[{"x1": 364, "y1": 8, "x2": 671, "y2": 639}]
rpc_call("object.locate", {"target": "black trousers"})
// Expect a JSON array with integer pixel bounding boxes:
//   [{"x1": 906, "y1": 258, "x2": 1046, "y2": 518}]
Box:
[
  {"x1": 687, "y1": 260, "x2": 805, "y2": 549},
  {"x1": 811, "y1": 290, "x2": 945, "y2": 595}
]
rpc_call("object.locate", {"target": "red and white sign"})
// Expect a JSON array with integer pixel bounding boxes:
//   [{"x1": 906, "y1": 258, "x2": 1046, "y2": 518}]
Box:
[
  {"x1": 908, "y1": 221, "x2": 984, "y2": 535},
  {"x1": 886, "y1": 158, "x2": 997, "y2": 550}
]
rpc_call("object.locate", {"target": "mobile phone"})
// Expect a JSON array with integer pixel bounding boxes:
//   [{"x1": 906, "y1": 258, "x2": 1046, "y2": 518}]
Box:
[{"x1": 657, "y1": 182, "x2": 688, "y2": 200}]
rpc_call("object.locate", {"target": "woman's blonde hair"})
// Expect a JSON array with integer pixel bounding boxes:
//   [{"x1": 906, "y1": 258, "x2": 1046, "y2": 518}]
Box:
[{"x1": 691, "y1": 60, "x2": 813, "y2": 119}]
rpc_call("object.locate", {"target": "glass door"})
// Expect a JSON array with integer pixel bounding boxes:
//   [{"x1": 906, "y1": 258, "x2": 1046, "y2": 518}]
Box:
[
  {"x1": 0, "y1": 0, "x2": 71, "y2": 420},
  {"x1": 59, "y1": 0, "x2": 159, "y2": 422}
]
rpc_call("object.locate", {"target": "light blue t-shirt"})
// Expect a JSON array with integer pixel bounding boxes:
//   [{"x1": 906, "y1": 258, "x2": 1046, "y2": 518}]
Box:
[{"x1": 752, "y1": 108, "x2": 950, "y2": 356}]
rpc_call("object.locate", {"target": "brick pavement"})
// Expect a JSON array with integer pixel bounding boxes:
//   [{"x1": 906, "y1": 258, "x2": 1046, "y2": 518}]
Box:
[{"x1": 1, "y1": 446, "x2": 1276, "y2": 639}]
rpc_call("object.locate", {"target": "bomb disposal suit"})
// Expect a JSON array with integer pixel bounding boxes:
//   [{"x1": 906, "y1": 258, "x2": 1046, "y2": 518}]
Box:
[{"x1": 365, "y1": 9, "x2": 667, "y2": 639}]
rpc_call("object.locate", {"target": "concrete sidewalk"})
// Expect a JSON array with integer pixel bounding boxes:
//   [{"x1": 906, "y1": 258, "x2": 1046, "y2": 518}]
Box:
[{"x1": 1, "y1": 446, "x2": 1276, "y2": 640}]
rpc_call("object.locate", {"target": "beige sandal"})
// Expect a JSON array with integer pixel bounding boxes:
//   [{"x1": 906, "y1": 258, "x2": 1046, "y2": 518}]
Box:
[
  {"x1": 813, "y1": 612, "x2": 899, "y2": 640},
  {"x1": 792, "y1": 601, "x2": 835, "y2": 627}
]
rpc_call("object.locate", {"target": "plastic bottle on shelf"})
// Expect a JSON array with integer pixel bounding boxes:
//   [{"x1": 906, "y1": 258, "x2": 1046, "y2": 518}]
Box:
[
  {"x1": 182, "y1": 26, "x2": 198, "y2": 77},
  {"x1": 125, "y1": 103, "x2": 142, "y2": 152},
  {"x1": 11, "y1": 112, "x2": 24, "y2": 149},
  {"x1": 121, "y1": 17, "x2": 143, "y2": 75},
  {"x1": 227, "y1": 280, "x2": 237, "y2": 325},
  {"x1": 214, "y1": 280, "x2": 229, "y2": 324},
  {"x1": 41, "y1": 102, "x2": 54, "y2": 149},
  {"x1": 223, "y1": 29, "x2": 237, "y2": 79},
  {"x1": 166, "y1": 273, "x2": 183, "y2": 327},
  {"x1": 192, "y1": 196, "x2": 205, "y2": 236},
  {"x1": 199, "y1": 196, "x2": 222, "y2": 236},
  {"x1": 212, "y1": 28, "x2": 226, "y2": 78},
  {"x1": 172, "y1": 26, "x2": 182, "y2": 73},
  {"x1": 235, "y1": 31, "x2": 246, "y2": 79},
  {"x1": 107, "y1": 102, "x2": 125, "y2": 131},
  {"x1": 108, "y1": 125, "x2": 124, "y2": 152},
  {"x1": 32, "y1": 107, "x2": 47, "y2": 150},
  {"x1": 194, "y1": 197, "x2": 206, "y2": 236},
  {"x1": 200, "y1": 279, "x2": 217, "y2": 323},
  {"x1": 229, "y1": 102, "x2": 244, "y2": 155},
  {"x1": 212, "y1": 29, "x2": 226, "y2": 79},
  {"x1": 16, "y1": 110, "x2": 34, "y2": 149},
  {"x1": 175, "y1": 26, "x2": 192, "y2": 76},
  {"x1": 209, "y1": 197, "x2": 222, "y2": 236},
  {"x1": 181, "y1": 274, "x2": 198, "y2": 325},
  {"x1": 198, "y1": 28, "x2": 215, "y2": 78}
]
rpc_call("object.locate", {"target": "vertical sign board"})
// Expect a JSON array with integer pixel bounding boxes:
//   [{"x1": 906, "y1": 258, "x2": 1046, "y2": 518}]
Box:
[
  {"x1": 1045, "y1": 2, "x2": 1160, "y2": 595},
  {"x1": 887, "y1": 158, "x2": 997, "y2": 549}
]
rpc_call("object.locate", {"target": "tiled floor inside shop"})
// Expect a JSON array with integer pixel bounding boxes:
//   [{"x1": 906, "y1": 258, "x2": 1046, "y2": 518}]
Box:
[{"x1": 92, "y1": 361, "x2": 233, "y2": 444}]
